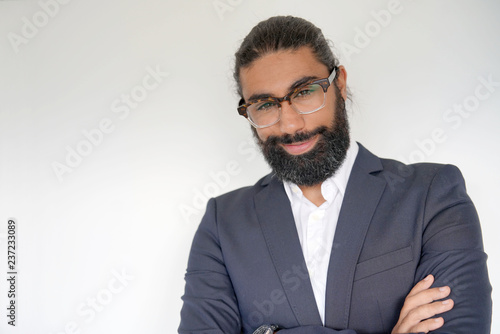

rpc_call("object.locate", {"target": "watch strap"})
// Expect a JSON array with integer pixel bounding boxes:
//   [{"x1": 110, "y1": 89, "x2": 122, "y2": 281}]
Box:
[{"x1": 252, "y1": 324, "x2": 279, "y2": 334}]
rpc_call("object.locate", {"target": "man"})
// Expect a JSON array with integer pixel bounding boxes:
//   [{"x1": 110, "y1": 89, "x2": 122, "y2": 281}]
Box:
[{"x1": 179, "y1": 16, "x2": 491, "y2": 334}]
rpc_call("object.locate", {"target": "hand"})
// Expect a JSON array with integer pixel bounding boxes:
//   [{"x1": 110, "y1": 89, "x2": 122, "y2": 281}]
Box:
[{"x1": 392, "y1": 274, "x2": 454, "y2": 334}]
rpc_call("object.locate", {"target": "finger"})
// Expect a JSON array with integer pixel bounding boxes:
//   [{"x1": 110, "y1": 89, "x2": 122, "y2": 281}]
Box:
[
  {"x1": 393, "y1": 316, "x2": 444, "y2": 334},
  {"x1": 406, "y1": 275, "x2": 434, "y2": 298},
  {"x1": 395, "y1": 275, "x2": 436, "y2": 324},
  {"x1": 410, "y1": 317, "x2": 445, "y2": 334},
  {"x1": 396, "y1": 299, "x2": 454, "y2": 333},
  {"x1": 401, "y1": 285, "x2": 451, "y2": 316},
  {"x1": 404, "y1": 299, "x2": 454, "y2": 326}
]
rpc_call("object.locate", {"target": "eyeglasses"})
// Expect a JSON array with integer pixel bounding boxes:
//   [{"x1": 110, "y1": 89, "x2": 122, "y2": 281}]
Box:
[{"x1": 237, "y1": 67, "x2": 338, "y2": 129}]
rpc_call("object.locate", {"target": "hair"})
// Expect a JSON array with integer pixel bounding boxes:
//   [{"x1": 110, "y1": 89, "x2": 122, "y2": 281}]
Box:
[{"x1": 234, "y1": 16, "x2": 340, "y2": 99}]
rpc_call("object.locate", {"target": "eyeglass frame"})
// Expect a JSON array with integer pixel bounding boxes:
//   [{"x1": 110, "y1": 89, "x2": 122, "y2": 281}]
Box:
[{"x1": 237, "y1": 66, "x2": 339, "y2": 129}]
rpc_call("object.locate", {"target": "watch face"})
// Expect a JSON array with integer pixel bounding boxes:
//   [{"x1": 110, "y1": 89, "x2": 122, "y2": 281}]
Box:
[{"x1": 253, "y1": 325, "x2": 274, "y2": 334}]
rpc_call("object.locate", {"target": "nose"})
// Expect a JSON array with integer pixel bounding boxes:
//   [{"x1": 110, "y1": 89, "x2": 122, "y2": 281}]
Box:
[{"x1": 278, "y1": 101, "x2": 305, "y2": 135}]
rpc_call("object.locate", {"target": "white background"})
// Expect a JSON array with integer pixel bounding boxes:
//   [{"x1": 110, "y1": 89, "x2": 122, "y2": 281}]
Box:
[{"x1": 0, "y1": 0, "x2": 499, "y2": 333}]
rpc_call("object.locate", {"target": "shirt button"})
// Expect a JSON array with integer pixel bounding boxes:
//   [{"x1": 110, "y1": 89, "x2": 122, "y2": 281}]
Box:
[{"x1": 312, "y1": 211, "x2": 325, "y2": 220}]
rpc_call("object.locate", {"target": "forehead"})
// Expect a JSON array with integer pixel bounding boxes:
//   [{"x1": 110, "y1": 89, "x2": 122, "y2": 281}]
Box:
[{"x1": 240, "y1": 46, "x2": 329, "y2": 100}]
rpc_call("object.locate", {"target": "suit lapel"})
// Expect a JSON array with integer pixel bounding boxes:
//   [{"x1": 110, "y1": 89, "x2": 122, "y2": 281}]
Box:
[
  {"x1": 324, "y1": 144, "x2": 386, "y2": 328},
  {"x1": 254, "y1": 175, "x2": 323, "y2": 326}
]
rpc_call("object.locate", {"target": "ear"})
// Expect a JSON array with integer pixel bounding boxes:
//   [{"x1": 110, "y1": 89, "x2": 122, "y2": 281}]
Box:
[{"x1": 336, "y1": 65, "x2": 348, "y2": 100}]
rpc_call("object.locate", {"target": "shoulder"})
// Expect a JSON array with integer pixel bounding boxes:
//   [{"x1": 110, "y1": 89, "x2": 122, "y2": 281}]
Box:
[
  {"x1": 209, "y1": 172, "x2": 281, "y2": 211},
  {"x1": 379, "y1": 157, "x2": 464, "y2": 184},
  {"x1": 197, "y1": 173, "x2": 284, "y2": 241},
  {"x1": 356, "y1": 143, "x2": 467, "y2": 195}
]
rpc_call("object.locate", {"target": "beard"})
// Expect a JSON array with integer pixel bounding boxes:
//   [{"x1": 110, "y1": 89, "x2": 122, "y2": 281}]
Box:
[{"x1": 253, "y1": 86, "x2": 350, "y2": 186}]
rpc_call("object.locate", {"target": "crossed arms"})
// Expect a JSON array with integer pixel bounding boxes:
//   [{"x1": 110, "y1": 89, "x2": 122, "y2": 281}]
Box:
[{"x1": 179, "y1": 164, "x2": 491, "y2": 333}]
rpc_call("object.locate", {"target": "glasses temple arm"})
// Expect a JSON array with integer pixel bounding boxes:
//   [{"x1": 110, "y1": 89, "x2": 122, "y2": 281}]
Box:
[{"x1": 328, "y1": 67, "x2": 337, "y2": 85}]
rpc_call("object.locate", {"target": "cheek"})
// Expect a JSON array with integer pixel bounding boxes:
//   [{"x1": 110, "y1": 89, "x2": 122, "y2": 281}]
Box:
[
  {"x1": 319, "y1": 98, "x2": 337, "y2": 124},
  {"x1": 255, "y1": 128, "x2": 270, "y2": 142},
  {"x1": 307, "y1": 108, "x2": 334, "y2": 129}
]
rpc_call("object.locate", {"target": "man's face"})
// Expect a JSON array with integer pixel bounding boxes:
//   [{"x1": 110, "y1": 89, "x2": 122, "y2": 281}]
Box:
[{"x1": 239, "y1": 46, "x2": 350, "y2": 186}]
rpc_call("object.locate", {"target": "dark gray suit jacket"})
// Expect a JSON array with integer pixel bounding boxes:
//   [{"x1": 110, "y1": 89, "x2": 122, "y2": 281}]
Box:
[{"x1": 179, "y1": 144, "x2": 491, "y2": 333}]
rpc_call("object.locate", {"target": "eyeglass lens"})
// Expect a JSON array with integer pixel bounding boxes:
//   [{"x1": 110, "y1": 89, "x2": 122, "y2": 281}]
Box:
[{"x1": 247, "y1": 83, "x2": 325, "y2": 127}]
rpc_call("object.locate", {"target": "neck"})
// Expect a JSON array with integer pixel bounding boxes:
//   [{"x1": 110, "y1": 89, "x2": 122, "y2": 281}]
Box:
[{"x1": 299, "y1": 183, "x2": 325, "y2": 207}]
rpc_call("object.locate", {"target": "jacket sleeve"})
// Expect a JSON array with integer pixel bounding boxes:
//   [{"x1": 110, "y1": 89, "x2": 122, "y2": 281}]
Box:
[
  {"x1": 179, "y1": 198, "x2": 242, "y2": 333},
  {"x1": 415, "y1": 164, "x2": 492, "y2": 333}
]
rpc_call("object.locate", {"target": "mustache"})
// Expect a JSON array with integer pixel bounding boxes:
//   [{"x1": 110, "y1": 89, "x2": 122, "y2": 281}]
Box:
[{"x1": 264, "y1": 126, "x2": 329, "y2": 146}]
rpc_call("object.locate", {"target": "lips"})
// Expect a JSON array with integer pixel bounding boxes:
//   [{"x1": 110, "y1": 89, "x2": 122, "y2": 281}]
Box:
[{"x1": 281, "y1": 134, "x2": 320, "y2": 155}]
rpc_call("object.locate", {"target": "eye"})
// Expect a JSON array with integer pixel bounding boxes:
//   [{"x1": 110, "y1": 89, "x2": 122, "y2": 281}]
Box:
[
  {"x1": 294, "y1": 84, "x2": 319, "y2": 99},
  {"x1": 255, "y1": 101, "x2": 279, "y2": 112}
]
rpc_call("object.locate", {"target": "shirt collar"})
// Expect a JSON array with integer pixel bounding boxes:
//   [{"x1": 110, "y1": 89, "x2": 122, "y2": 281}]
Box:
[{"x1": 284, "y1": 140, "x2": 359, "y2": 205}]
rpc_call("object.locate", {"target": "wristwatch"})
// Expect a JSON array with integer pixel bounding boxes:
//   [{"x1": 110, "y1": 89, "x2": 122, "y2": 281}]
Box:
[{"x1": 252, "y1": 324, "x2": 279, "y2": 334}]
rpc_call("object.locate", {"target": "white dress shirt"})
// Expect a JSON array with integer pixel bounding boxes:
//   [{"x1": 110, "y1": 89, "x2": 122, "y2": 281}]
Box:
[{"x1": 283, "y1": 141, "x2": 359, "y2": 324}]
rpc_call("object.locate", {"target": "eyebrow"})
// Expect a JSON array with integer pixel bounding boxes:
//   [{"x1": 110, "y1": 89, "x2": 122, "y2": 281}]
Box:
[{"x1": 247, "y1": 75, "x2": 320, "y2": 102}]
